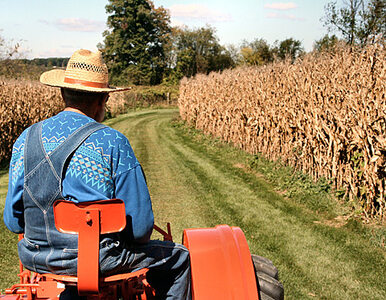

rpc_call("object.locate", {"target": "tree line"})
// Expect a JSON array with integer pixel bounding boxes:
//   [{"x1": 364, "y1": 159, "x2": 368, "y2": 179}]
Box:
[
  {"x1": 99, "y1": 0, "x2": 384, "y2": 86},
  {"x1": 0, "y1": 35, "x2": 69, "y2": 79},
  {"x1": 98, "y1": 0, "x2": 310, "y2": 85},
  {"x1": 1, "y1": 0, "x2": 384, "y2": 84}
]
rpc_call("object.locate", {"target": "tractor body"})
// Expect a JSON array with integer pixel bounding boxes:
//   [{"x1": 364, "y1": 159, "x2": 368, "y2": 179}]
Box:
[{"x1": 1, "y1": 199, "x2": 263, "y2": 300}]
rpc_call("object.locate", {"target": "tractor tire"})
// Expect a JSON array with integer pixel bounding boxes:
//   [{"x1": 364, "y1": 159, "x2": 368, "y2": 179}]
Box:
[
  {"x1": 260, "y1": 292, "x2": 276, "y2": 300},
  {"x1": 252, "y1": 254, "x2": 279, "y2": 279},
  {"x1": 251, "y1": 254, "x2": 284, "y2": 300},
  {"x1": 255, "y1": 271, "x2": 284, "y2": 300}
]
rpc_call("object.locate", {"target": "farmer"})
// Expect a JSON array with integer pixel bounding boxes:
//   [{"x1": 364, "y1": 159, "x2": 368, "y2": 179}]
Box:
[{"x1": 3, "y1": 49, "x2": 191, "y2": 299}]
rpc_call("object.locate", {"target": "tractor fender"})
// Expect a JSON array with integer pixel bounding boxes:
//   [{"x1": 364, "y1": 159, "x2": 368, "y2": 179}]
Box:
[{"x1": 183, "y1": 225, "x2": 258, "y2": 300}]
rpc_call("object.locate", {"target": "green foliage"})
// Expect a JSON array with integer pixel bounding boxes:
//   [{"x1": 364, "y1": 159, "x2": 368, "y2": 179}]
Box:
[
  {"x1": 273, "y1": 38, "x2": 305, "y2": 62},
  {"x1": 249, "y1": 154, "x2": 339, "y2": 216},
  {"x1": 0, "y1": 60, "x2": 46, "y2": 80},
  {"x1": 313, "y1": 34, "x2": 339, "y2": 52},
  {"x1": 322, "y1": 0, "x2": 386, "y2": 46},
  {"x1": 27, "y1": 57, "x2": 69, "y2": 68},
  {"x1": 104, "y1": 84, "x2": 178, "y2": 119},
  {"x1": 123, "y1": 84, "x2": 179, "y2": 109},
  {"x1": 240, "y1": 38, "x2": 274, "y2": 66},
  {"x1": 0, "y1": 58, "x2": 68, "y2": 80},
  {"x1": 239, "y1": 37, "x2": 304, "y2": 66},
  {"x1": 358, "y1": 0, "x2": 386, "y2": 44},
  {"x1": 167, "y1": 25, "x2": 235, "y2": 80},
  {"x1": 100, "y1": 0, "x2": 171, "y2": 86}
]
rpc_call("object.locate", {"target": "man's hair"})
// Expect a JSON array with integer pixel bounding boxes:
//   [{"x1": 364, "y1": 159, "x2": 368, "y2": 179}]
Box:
[{"x1": 61, "y1": 88, "x2": 108, "y2": 108}]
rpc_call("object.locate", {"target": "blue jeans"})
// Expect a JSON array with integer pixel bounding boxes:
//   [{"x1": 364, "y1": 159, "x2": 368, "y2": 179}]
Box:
[{"x1": 100, "y1": 239, "x2": 191, "y2": 300}]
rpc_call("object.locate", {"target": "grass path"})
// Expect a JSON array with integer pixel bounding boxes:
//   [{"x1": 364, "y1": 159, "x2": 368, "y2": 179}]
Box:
[{"x1": 1, "y1": 108, "x2": 385, "y2": 299}]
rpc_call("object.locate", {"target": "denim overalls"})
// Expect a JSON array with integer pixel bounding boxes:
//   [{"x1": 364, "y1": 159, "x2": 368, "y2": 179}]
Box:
[
  {"x1": 17, "y1": 119, "x2": 192, "y2": 299},
  {"x1": 18, "y1": 121, "x2": 106, "y2": 275}
]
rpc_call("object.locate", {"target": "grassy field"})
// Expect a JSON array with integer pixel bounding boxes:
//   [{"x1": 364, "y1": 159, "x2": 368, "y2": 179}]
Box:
[
  {"x1": 0, "y1": 167, "x2": 19, "y2": 292},
  {"x1": 1, "y1": 108, "x2": 385, "y2": 299}
]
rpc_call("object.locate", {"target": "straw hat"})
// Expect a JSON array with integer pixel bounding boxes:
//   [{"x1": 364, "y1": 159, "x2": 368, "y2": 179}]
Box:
[{"x1": 40, "y1": 49, "x2": 130, "y2": 93}]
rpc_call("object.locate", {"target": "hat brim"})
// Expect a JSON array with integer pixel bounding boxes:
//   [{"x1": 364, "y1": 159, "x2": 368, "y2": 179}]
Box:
[{"x1": 40, "y1": 69, "x2": 131, "y2": 93}]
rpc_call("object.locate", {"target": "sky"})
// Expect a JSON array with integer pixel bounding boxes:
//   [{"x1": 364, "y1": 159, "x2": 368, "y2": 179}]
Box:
[{"x1": 0, "y1": 0, "x2": 333, "y2": 59}]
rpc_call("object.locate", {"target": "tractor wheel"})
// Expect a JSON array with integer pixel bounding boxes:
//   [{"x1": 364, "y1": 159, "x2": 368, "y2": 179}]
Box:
[
  {"x1": 252, "y1": 255, "x2": 284, "y2": 300},
  {"x1": 260, "y1": 292, "x2": 275, "y2": 300},
  {"x1": 256, "y1": 271, "x2": 284, "y2": 300},
  {"x1": 252, "y1": 254, "x2": 279, "y2": 279}
]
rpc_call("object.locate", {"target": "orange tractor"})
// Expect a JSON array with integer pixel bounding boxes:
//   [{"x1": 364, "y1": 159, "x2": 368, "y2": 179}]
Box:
[{"x1": 1, "y1": 199, "x2": 284, "y2": 299}]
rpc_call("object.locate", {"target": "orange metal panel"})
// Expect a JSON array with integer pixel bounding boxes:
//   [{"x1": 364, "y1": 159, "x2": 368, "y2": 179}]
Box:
[
  {"x1": 52, "y1": 199, "x2": 127, "y2": 296},
  {"x1": 183, "y1": 225, "x2": 259, "y2": 300},
  {"x1": 36, "y1": 280, "x2": 65, "y2": 299},
  {"x1": 78, "y1": 208, "x2": 100, "y2": 295},
  {"x1": 53, "y1": 199, "x2": 126, "y2": 234}
]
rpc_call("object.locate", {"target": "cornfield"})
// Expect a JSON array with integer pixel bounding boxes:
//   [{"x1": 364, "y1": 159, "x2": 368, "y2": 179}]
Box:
[
  {"x1": 0, "y1": 78, "x2": 63, "y2": 164},
  {"x1": 178, "y1": 44, "x2": 386, "y2": 219}
]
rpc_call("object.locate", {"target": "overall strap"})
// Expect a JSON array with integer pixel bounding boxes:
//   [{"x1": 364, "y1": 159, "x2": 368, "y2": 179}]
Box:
[
  {"x1": 25, "y1": 121, "x2": 107, "y2": 180},
  {"x1": 24, "y1": 121, "x2": 47, "y2": 176}
]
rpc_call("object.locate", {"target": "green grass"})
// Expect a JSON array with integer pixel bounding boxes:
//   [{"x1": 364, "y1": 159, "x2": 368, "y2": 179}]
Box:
[
  {"x1": 0, "y1": 169, "x2": 19, "y2": 292},
  {"x1": 1, "y1": 108, "x2": 385, "y2": 299}
]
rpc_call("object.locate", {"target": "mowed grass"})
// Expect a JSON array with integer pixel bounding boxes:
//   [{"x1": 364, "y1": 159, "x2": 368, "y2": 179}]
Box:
[
  {"x1": 1, "y1": 108, "x2": 385, "y2": 299},
  {"x1": 0, "y1": 169, "x2": 19, "y2": 292},
  {"x1": 107, "y1": 108, "x2": 385, "y2": 299}
]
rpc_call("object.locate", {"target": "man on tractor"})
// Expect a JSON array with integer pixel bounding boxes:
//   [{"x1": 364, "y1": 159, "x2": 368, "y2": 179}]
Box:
[{"x1": 3, "y1": 49, "x2": 191, "y2": 299}]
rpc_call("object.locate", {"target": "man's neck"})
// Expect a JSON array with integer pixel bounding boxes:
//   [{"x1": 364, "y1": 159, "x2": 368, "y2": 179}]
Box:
[{"x1": 63, "y1": 107, "x2": 90, "y2": 118}]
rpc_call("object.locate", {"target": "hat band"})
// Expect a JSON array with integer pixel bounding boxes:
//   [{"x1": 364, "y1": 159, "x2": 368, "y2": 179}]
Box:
[{"x1": 64, "y1": 77, "x2": 108, "y2": 88}]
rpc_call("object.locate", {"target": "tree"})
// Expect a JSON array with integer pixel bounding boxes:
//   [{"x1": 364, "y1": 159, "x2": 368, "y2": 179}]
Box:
[
  {"x1": 322, "y1": 0, "x2": 385, "y2": 46},
  {"x1": 357, "y1": 0, "x2": 386, "y2": 44},
  {"x1": 100, "y1": 0, "x2": 171, "y2": 85},
  {"x1": 167, "y1": 25, "x2": 234, "y2": 80},
  {"x1": 273, "y1": 38, "x2": 304, "y2": 62},
  {"x1": 313, "y1": 34, "x2": 339, "y2": 52},
  {"x1": 240, "y1": 38, "x2": 273, "y2": 66},
  {"x1": 225, "y1": 44, "x2": 241, "y2": 66}
]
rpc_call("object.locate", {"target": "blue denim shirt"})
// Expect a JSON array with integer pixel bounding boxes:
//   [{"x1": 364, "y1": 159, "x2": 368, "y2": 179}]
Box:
[{"x1": 3, "y1": 111, "x2": 154, "y2": 274}]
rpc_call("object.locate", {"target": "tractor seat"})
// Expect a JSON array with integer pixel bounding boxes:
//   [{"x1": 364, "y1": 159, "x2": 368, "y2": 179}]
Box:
[{"x1": 42, "y1": 199, "x2": 151, "y2": 297}]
